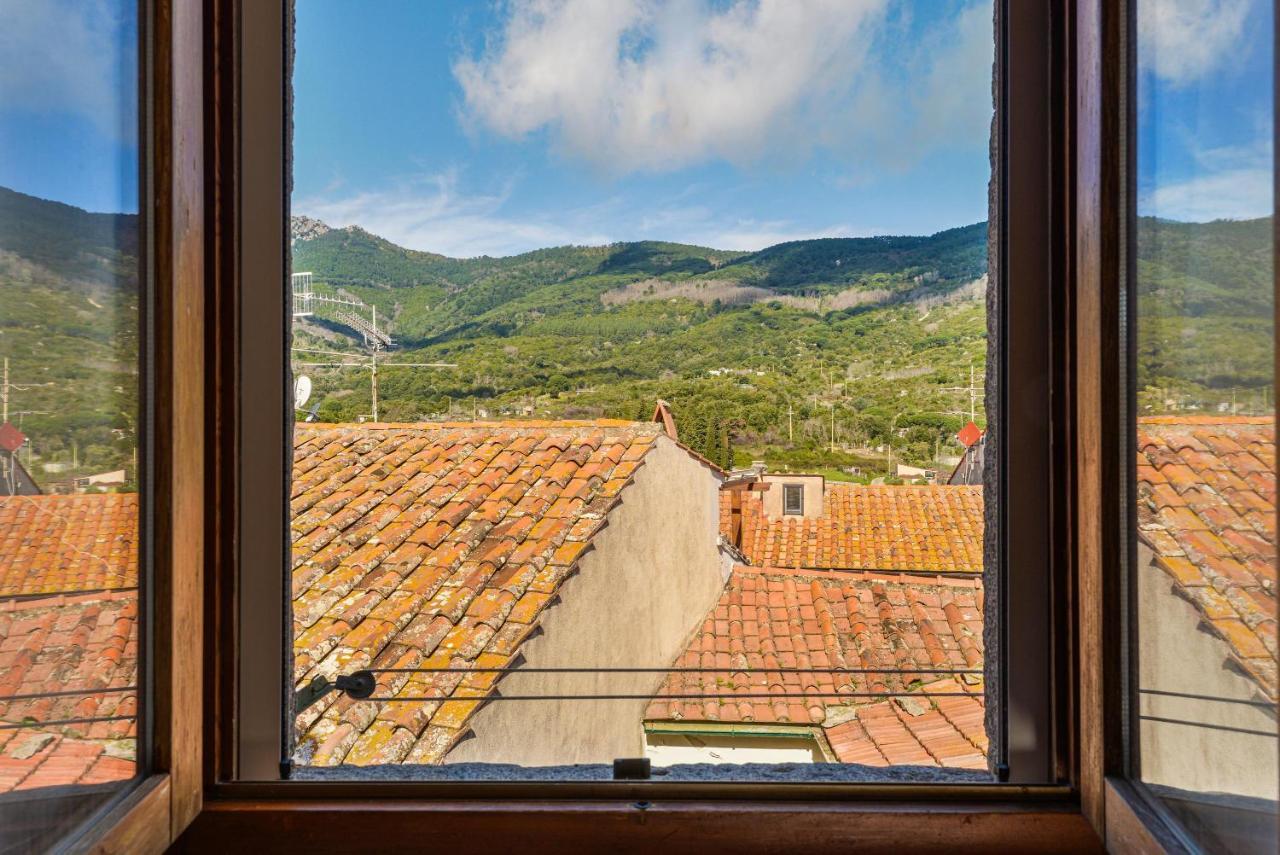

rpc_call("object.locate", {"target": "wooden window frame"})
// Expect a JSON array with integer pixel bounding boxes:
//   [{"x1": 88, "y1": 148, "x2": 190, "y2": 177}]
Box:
[
  {"x1": 70, "y1": 0, "x2": 1257, "y2": 849},
  {"x1": 51, "y1": 0, "x2": 207, "y2": 851}
]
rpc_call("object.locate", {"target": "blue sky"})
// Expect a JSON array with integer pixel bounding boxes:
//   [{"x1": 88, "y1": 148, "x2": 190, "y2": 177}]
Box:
[
  {"x1": 0, "y1": 1, "x2": 1272, "y2": 246},
  {"x1": 292, "y1": 0, "x2": 996, "y2": 256},
  {"x1": 0, "y1": 1, "x2": 139, "y2": 213},
  {"x1": 1136, "y1": 0, "x2": 1274, "y2": 221}
]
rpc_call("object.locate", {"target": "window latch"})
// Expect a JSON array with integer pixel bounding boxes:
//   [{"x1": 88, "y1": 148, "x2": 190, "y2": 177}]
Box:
[{"x1": 294, "y1": 669, "x2": 376, "y2": 712}]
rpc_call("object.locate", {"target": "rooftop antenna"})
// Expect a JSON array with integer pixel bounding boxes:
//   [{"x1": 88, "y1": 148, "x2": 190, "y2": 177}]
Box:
[{"x1": 291, "y1": 272, "x2": 394, "y2": 349}]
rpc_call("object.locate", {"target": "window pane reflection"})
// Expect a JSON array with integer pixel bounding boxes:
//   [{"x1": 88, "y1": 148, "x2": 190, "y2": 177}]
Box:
[
  {"x1": 0, "y1": 1, "x2": 143, "y2": 850},
  {"x1": 1134, "y1": 0, "x2": 1277, "y2": 850}
]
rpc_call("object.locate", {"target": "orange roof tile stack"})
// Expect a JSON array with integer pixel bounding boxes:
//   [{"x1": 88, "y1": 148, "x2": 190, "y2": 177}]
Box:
[
  {"x1": 290, "y1": 420, "x2": 681, "y2": 766},
  {"x1": 0, "y1": 494, "x2": 139, "y2": 596},
  {"x1": 0, "y1": 591, "x2": 138, "y2": 793},
  {"x1": 1136, "y1": 416, "x2": 1277, "y2": 697},
  {"x1": 737, "y1": 484, "x2": 984, "y2": 573},
  {"x1": 645, "y1": 568, "x2": 983, "y2": 767}
]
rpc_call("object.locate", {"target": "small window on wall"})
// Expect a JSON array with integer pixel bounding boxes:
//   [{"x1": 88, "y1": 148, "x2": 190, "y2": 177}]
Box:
[{"x1": 783, "y1": 484, "x2": 804, "y2": 516}]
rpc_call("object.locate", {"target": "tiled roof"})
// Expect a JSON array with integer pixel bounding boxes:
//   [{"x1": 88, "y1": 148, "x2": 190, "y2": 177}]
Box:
[
  {"x1": 644, "y1": 566, "x2": 983, "y2": 729},
  {"x1": 0, "y1": 591, "x2": 138, "y2": 793},
  {"x1": 290, "y1": 421, "x2": 679, "y2": 766},
  {"x1": 1136, "y1": 416, "x2": 1277, "y2": 697},
  {"x1": 736, "y1": 484, "x2": 984, "y2": 573},
  {"x1": 823, "y1": 677, "x2": 986, "y2": 769},
  {"x1": 0, "y1": 494, "x2": 139, "y2": 596},
  {"x1": 0, "y1": 731, "x2": 135, "y2": 793}
]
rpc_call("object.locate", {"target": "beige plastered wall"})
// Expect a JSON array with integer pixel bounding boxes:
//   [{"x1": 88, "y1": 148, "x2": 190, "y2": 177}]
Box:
[
  {"x1": 445, "y1": 437, "x2": 728, "y2": 765},
  {"x1": 1137, "y1": 542, "x2": 1278, "y2": 800},
  {"x1": 759, "y1": 473, "x2": 825, "y2": 520}
]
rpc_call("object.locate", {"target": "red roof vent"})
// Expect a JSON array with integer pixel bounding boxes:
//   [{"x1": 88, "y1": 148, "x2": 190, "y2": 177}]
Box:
[
  {"x1": 0, "y1": 422, "x2": 26, "y2": 453},
  {"x1": 956, "y1": 421, "x2": 982, "y2": 449}
]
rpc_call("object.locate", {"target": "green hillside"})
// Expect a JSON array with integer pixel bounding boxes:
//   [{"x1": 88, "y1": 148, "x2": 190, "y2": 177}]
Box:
[
  {"x1": 2, "y1": 182, "x2": 1268, "y2": 490},
  {"x1": 0, "y1": 187, "x2": 140, "y2": 485},
  {"x1": 1135, "y1": 216, "x2": 1274, "y2": 411},
  {"x1": 292, "y1": 219, "x2": 993, "y2": 474}
]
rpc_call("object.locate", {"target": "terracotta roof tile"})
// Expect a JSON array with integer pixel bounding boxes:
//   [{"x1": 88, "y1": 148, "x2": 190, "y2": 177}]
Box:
[
  {"x1": 823, "y1": 679, "x2": 986, "y2": 769},
  {"x1": 735, "y1": 485, "x2": 983, "y2": 573},
  {"x1": 0, "y1": 494, "x2": 138, "y2": 596},
  {"x1": 645, "y1": 565, "x2": 983, "y2": 733},
  {"x1": 291, "y1": 421, "x2": 669, "y2": 767},
  {"x1": 0, "y1": 590, "x2": 138, "y2": 793},
  {"x1": 1136, "y1": 417, "x2": 1277, "y2": 699}
]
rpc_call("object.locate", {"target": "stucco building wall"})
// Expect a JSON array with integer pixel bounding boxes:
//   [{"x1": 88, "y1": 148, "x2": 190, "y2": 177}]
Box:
[
  {"x1": 445, "y1": 438, "x2": 727, "y2": 766},
  {"x1": 759, "y1": 473, "x2": 824, "y2": 520},
  {"x1": 1137, "y1": 543, "x2": 1278, "y2": 800}
]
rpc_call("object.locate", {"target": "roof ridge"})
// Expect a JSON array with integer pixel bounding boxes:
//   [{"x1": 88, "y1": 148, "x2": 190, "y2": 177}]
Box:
[
  {"x1": 297, "y1": 419, "x2": 655, "y2": 430},
  {"x1": 1138, "y1": 415, "x2": 1273, "y2": 426},
  {"x1": 732, "y1": 564, "x2": 983, "y2": 589}
]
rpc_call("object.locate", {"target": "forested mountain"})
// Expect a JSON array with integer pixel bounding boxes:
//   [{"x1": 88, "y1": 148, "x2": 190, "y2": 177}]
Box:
[
  {"x1": 2, "y1": 182, "x2": 1268, "y2": 488},
  {"x1": 0, "y1": 186, "x2": 140, "y2": 484},
  {"x1": 292, "y1": 217, "x2": 993, "y2": 473},
  {"x1": 1135, "y1": 216, "x2": 1274, "y2": 407}
]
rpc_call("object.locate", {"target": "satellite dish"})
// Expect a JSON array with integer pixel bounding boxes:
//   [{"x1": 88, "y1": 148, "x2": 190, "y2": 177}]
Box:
[{"x1": 294, "y1": 375, "x2": 312, "y2": 409}]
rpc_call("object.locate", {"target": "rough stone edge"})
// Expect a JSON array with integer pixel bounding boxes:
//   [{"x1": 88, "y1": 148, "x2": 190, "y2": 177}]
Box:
[
  {"x1": 982, "y1": 0, "x2": 1002, "y2": 776},
  {"x1": 293, "y1": 761, "x2": 990, "y2": 784}
]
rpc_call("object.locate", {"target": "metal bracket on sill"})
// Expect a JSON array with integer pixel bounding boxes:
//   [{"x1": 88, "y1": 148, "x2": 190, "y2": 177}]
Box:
[{"x1": 294, "y1": 669, "x2": 376, "y2": 713}]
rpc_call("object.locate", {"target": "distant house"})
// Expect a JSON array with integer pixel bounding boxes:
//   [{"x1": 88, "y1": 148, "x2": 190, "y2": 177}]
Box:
[
  {"x1": 725, "y1": 476, "x2": 984, "y2": 574},
  {"x1": 290, "y1": 420, "x2": 728, "y2": 767},
  {"x1": 0, "y1": 450, "x2": 40, "y2": 496},
  {"x1": 645, "y1": 565, "x2": 986, "y2": 769},
  {"x1": 0, "y1": 493, "x2": 140, "y2": 792},
  {"x1": 0, "y1": 423, "x2": 40, "y2": 496},
  {"x1": 1134, "y1": 416, "x2": 1277, "y2": 803},
  {"x1": 72, "y1": 469, "x2": 128, "y2": 491},
  {"x1": 688, "y1": 470, "x2": 990, "y2": 769},
  {"x1": 895, "y1": 463, "x2": 938, "y2": 483},
  {"x1": 948, "y1": 422, "x2": 985, "y2": 486}
]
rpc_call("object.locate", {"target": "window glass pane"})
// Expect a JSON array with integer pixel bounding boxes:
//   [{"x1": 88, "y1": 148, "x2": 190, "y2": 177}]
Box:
[
  {"x1": 288, "y1": 0, "x2": 999, "y2": 781},
  {"x1": 0, "y1": 1, "x2": 143, "y2": 850},
  {"x1": 1134, "y1": 0, "x2": 1277, "y2": 849}
]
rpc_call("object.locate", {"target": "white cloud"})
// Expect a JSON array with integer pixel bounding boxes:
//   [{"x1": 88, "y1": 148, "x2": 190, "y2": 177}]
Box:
[
  {"x1": 0, "y1": 0, "x2": 136, "y2": 141},
  {"x1": 453, "y1": 0, "x2": 992, "y2": 175},
  {"x1": 296, "y1": 171, "x2": 868, "y2": 256},
  {"x1": 1140, "y1": 132, "x2": 1272, "y2": 220},
  {"x1": 1141, "y1": 166, "x2": 1271, "y2": 221},
  {"x1": 632, "y1": 203, "x2": 867, "y2": 250},
  {"x1": 295, "y1": 171, "x2": 618, "y2": 257},
  {"x1": 1137, "y1": 0, "x2": 1252, "y2": 86}
]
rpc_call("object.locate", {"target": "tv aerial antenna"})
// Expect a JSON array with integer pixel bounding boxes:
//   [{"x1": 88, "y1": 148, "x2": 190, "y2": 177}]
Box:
[{"x1": 291, "y1": 272, "x2": 394, "y2": 349}]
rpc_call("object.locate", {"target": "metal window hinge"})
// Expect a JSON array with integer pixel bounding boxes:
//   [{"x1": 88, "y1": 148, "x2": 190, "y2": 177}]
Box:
[{"x1": 294, "y1": 669, "x2": 376, "y2": 713}]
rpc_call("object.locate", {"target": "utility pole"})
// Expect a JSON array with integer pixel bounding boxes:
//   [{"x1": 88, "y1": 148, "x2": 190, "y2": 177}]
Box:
[
  {"x1": 3, "y1": 358, "x2": 7, "y2": 424},
  {"x1": 969, "y1": 361, "x2": 977, "y2": 423},
  {"x1": 829, "y1": 403, "x2": 836, "y2": 453},
  {"x1": 787, "y1": 402, "x2": 794, "y2": 443},
  {"x1": 292, "y1": 346, "x2": 455, "y2": 423}
]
